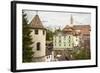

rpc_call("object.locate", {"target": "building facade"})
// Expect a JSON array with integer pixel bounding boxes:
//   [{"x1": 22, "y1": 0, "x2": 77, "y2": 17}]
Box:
[{"x1": 53, "y1": 31, "x2": 75, "y2": 50}]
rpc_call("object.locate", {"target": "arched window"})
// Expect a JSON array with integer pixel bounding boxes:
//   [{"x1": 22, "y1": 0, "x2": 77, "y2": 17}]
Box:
[{"x1": 37, "y1": 42, "x2": 40, "y2": 51}]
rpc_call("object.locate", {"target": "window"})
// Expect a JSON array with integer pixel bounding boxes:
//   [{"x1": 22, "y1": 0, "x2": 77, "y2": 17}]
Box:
[
  {"x1": 59, "y1": 36, "x2": 61, "y2": 39},
  {"x1": 69, "y1": 39, "x2": 70, "y2": 43},
  {"x1": 64, "y1": 36, "x2": 66, "y2": 40},
  {"x1": 55, "y1": 39, "x2": 56, "y2": 43},
  {"x1": 59, "y1": 44, "x2": 61, "y2": 46},
  {"x1": 35, "y1": 29, "x2": 38, "y2": 34},
  {"x1": 64, "y1": 42, "x2": 66, "y2": 46},
  {"x1": 37, "y1": 42, "x2": 40, "y2": 51},
  {"x1": 49, "y1": 55, "x2": 50, "y2": 58},
  {"x1": 69, "y1": 36, "x2": 71, "y2": 43},
  {"x1": 43, "y1": 30, "x2": 45, "y2": 35},
  {"x1": 59, "y1": 40, "x2": 61, "y2": 43},
  {"x1": 55, "y1": 37, "x2": 56, "y2": 42},
  {"x1": 59, "y1": 36, "x2": 61, "y2": 43},
  {"x1": 69, "y1": 36, "x2": 71, "y2": 38}
]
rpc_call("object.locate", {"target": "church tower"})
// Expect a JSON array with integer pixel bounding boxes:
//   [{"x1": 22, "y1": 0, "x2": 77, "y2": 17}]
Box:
[
  {"x1": 69, "y1": 14, "x2": 74, "y2": 27},
  {"x1": 29, "y1": 13, "x2": 46, "y2": 62}
]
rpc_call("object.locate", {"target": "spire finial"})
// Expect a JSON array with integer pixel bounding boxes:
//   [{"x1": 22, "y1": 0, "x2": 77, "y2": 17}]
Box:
[
  {"x1": 70, "y1": 14, "x2": 73, "y2": 24},
  {"x1": 36, "y1": 10, "x2": 38, "y2": 15}
]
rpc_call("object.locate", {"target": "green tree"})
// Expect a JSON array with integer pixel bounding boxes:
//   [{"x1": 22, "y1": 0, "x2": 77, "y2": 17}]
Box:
[
  {"x1": 73, "y1": 48, "x2": 91, "y2": 60},
  {"x1": 22, "y1": 11, "x2": 33, "y2": 62},
  {"x1": 46, "y1": 29, "x2": 53, "y2": 41}
]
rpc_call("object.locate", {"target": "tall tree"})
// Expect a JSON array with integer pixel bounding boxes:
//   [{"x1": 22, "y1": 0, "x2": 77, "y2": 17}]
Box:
[
  {"x1": 22, "y1": 11, "x2": 33, "y2": 62},
  {"x1": 46, "y1": 29, "x2": 53, "y2": 41}
]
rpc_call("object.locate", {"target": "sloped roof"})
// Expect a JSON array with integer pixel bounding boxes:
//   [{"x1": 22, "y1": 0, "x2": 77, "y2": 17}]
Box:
[
  {"x1": 63, "y1": 25, "x2": 90, "y2": 32},
  {"x1": 63, "y1": 25, "x2": 74, "y2": 32},
  {"x1": 73, "y1": 25, "x2": 90, "y2": 30},
  {"x1": 29, "y1": 15, "x2": 45, "y2": 29}
]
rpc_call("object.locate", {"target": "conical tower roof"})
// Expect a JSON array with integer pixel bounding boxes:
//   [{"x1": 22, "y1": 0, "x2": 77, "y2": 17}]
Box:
[{"x1": 29, "y1": 15, "x2": 45, "y2": 29}]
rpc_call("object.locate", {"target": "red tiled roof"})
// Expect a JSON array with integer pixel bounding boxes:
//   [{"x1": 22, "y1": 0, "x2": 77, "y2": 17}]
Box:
[
  {"x1": 63, "y1": 25, "x2": 91, "y2": 32},
  {"x1": 73, "y1": 25, "x2": 90, "y2": 30}
]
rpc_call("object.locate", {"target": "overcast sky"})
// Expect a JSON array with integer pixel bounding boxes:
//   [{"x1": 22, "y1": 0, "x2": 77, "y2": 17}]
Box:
[{"x1": 23, "y1": 10, "x2": 91, "y2": 29}]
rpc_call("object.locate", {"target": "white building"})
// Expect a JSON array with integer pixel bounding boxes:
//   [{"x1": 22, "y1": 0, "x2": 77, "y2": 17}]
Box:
[
  {"x1": 53, "y1": 31, "x2": 74, "y2": 50},
  {"x1": 53, "y1": 31, "x2": 80, "y2": 50},
  {"x1": 29, "y1": 14, "x2": 46, "y2": 62}
]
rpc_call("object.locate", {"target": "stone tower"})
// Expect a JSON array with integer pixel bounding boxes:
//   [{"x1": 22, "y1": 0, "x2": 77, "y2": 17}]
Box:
[{"x1": 29, "y1": 14, "x2": 46, "y2": 62}]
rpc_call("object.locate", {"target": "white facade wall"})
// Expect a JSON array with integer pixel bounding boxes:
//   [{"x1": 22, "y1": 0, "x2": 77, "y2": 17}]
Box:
[
  {"x1": 53, "y1": 35, "x2": 75, "y2": 50},
  {"x1": 73, "y1": 36, "x2": 80, "y2": 46},
  {"x1": 31, "y1": 29, "x2": 46, "y2": 57}
]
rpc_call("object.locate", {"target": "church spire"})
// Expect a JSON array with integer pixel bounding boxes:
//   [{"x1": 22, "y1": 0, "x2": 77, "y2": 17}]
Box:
[
  {"x1": 36, "y1": 10, "x2": 38, "y2": 15},
  {"x1": 70, "y1": 14, "x2": 73, "y2": 24}
]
